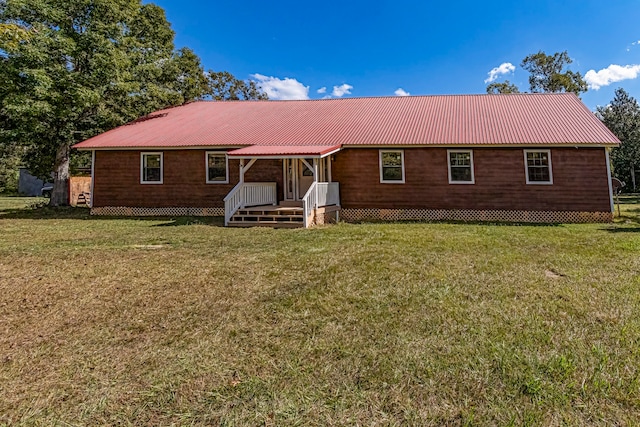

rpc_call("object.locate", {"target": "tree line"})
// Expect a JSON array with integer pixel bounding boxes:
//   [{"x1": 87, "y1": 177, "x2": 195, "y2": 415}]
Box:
[{"x1": 0, "y1": 0, "x2": 267, "y2": 204}]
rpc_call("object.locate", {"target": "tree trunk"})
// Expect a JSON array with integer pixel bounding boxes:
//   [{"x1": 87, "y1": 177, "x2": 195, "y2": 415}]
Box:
[
  {"x1": 50, "y1": 142, "x2": 70, "y2": 207},
  {"x1": 631, "y1": 164, "x2": 637, "y2": 191}
]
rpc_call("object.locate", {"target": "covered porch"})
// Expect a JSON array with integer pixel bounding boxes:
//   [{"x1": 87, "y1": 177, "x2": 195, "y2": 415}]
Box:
[{"x1": 223, "y1": 145, "x2": 342, "y2": 228}]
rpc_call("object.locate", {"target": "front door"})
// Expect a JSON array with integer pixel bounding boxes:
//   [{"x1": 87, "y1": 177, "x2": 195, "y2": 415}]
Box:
[{"x1": 283, "y1": 158, "x2": 317, "y2": 201}]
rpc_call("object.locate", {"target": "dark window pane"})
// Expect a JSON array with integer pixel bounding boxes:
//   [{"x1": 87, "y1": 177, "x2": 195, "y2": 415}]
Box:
[
  {"x1": 208, "y1": 167, "x2": 226, "y2": 181},
  {"x1": 383, "y1": 166, "x2": 402, "y2": 181},
  {"x1": 451, "y1": 166, "x2": 472, "y2": 182},
  {"x1": 528, "y1": 166, "x2": 550, "y2": 182},
  {"x1": 145, "y1": 167, "x2": 161, "y2": 182}
]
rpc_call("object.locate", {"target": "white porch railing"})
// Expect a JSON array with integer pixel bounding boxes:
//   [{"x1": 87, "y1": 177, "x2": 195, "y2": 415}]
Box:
[
  {"x1": 223, "y1": 182, "x2": 277, "y2": 225},
  {"x1": 302, "y1": 182, "x2": 340, "y2": 228},
  {"x1": 317, "y1": 182, "x2": 340, "y2": 207}
]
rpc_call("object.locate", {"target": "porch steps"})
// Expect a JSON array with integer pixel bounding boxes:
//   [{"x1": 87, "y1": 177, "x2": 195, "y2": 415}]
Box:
[{"x1": 228, "y1": 205, "x2": 305, "y2": 228}]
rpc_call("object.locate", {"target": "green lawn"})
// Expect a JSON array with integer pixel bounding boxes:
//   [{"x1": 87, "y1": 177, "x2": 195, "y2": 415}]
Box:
[{"x1": 0, "y1": 196, "x2": 639, "y2": 425}]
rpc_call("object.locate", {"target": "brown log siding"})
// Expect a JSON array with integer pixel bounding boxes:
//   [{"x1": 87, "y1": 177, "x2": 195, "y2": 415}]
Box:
[
  {"x1": 92, "y1": 150, "x2": 283, "y2": 208},
  {"x1": 332, "y1": 147, "x2": 611, "y2": 212},
  {"x1": 92, "y1": 147, "x2": 611, "y2": 213}
]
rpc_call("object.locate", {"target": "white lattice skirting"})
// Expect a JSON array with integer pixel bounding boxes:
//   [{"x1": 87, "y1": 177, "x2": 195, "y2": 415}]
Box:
[
  {"x1": 91, "y1": 206, "x2": 612, "y2": 224},
  {"x1": 91, "y1": 206, "x2": 224, "y2": 216},
  {"x1": 340, "y1": 208, "x2": 612, "y2": 223}
]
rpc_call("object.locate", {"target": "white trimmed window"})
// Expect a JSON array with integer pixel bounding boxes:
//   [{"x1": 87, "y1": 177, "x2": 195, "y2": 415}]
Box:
[
  {"x1": 448, "y1": 150, "x2": 475, "y2": 184},
  {"x1": 524, "y1": 149, "x2": 553, "y2": 184},
  {"x1": 141, "y1": 152, "x2": 163, "y2": 184},
  {"x1": 379, "y1": 150, "x2": 405, "y2": 183},
  {"x1": 206, "y1": 152, "x2": 229, "y2": 183}
]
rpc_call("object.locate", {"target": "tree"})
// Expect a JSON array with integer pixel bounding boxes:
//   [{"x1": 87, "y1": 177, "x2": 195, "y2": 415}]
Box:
[
  {"x1": 485, "y1": 51, "x2": 588, "y2": 96},
  {"x1": 486, "y1": 80, "x2": 520, "y2": 94},
  {"x1": 597, "y1": 88, "x2": 640, "y2": 191},
  {"x1": 207, "y1": 71, "x2": 268, "y2": 101},
  {"x1": 521, "y1": 51, "x2": 587, "y2": 95},
  {"x1": 0, "y1": 21, "x2": 30, "y2": 194},
  {"x1": 0, "y1": 143, "x2": 21, "y2": 193},
  {"x1": 0, "y1": 0, "x2": 210, "y2": 206}
]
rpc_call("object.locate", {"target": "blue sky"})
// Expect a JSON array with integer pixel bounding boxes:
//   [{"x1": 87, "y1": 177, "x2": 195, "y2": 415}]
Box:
[{"x1": 148, "y1": 0, "x2": 640, "y2": 110}]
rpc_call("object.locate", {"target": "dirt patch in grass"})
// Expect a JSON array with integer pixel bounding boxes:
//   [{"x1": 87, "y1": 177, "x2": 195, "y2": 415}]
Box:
[{"x1": 1, "y1": 197, "x2": 640, "y2": 425}]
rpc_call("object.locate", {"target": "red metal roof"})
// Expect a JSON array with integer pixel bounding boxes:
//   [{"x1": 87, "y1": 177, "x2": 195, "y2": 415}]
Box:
[
  {"x1": 227, "y1": 144, "x2": 341, "y2": 158},
  {"x1": 73, "y1": 93, "x2": 619, "y2": 150}
]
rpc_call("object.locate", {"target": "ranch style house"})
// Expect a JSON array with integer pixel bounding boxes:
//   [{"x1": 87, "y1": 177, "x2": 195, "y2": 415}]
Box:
[{"x1": 73, "y1": 93, "x2": 620, "y2": 228}]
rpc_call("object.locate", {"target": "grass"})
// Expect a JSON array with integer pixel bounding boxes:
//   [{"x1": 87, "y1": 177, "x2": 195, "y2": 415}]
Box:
[{"x1": 0, "y1": 196, "x2": 639, "y2": 425}]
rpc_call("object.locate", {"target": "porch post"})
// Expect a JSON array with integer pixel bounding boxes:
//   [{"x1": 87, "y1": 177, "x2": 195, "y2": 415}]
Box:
[
  {"x1": 327, "y1": 156, "x2": 332, "y2": 183},
  {"x1": 313, "y1": 158, "x2": 319, "y2": 182},
  {"x1": 239, "y1": 159, "x2": 245, "y2": 184}
]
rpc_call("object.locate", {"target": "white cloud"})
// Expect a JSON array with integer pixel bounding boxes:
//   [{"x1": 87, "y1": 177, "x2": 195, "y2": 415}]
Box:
[
  {"x1": 584, "y1": 64, "x2": 640, "y2": 90},
  {"x1": 251, "y1": 74, "x2": 309, "y2": 100},
  {"x1": 332, "y1": 84, "x2": 353, "y2": 97},
  {"x1": 394, "y1": 88, "x2": 410, "y2": 96},
  {"x1": 484, "y1": 62, "x2": 516, "y2": 83},
  {"x1": 317, "y1": 87, "x2": 327, "y2": 94}
]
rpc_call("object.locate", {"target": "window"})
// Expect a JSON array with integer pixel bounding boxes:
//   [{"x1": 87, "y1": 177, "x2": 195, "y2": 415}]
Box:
[
  {"x1": 379, "y1": 150, "x2": 405, "y2": 183},
  {"x1": 206, "y1": 152, "x2": 228, "y2": 183},
  {"x1": 141, "y1": 152, "x2": 163, "y2": 184},
  {"x1": 448, "y1": 150, "x2": 475, "y2": 184},
  {"x1": 524, "y1": 150, "x2": 553, "y2": 184}
]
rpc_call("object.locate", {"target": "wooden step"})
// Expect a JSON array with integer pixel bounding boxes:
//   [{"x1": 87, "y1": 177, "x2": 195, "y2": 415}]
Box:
[
  {"x1": 230, "y1": 214, "x2": 303, "y2": 223},
  {"x1": 227, "y1": 220, "x2": 304, "y2": 229},
  {"x1": 236, "y1": 208, "x2": 303, "y2": 216},
  {"x1": 229, "y1": 205, "x2": 306, "y2": 227}
]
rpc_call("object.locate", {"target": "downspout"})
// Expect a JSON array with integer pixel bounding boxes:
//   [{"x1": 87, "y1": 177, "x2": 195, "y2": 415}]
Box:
[
  {"x1": 90, "y1": 150, "x2": 95, "y2": 209},
  {"x1": 605, "y1": 148, "x2": 614, "y2": 214}
]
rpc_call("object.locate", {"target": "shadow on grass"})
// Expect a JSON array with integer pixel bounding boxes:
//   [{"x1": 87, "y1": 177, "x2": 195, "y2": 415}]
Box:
[
  {"x1": 152, "y1": 217, "x2": 224, "y2": 227},
  {"x1": 601, "y1": 212, "x2": 640, "y2": 232},
  {"x1": 602, "y1": 227, "x2": 640, "y2": 233},
  {"x1": 0, "y1": 203, "x2": 225, "y2": 226},
  {"x1": 0, "y1": 205, "x2": 91, "y2": 220}
]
